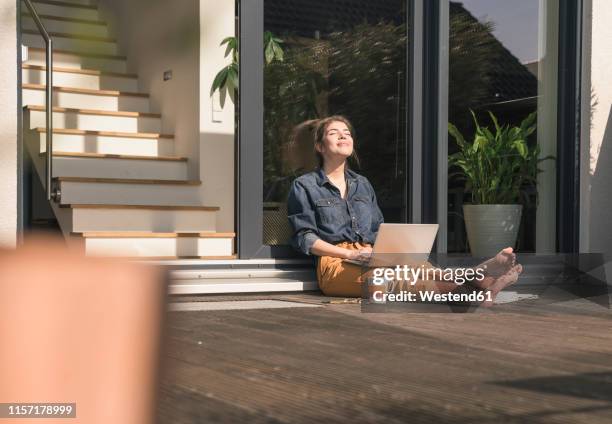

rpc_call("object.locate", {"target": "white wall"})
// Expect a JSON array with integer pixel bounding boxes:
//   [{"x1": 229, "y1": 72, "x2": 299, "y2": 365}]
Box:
[
  {"x1": 581, "y1": 0, "x2": 612, "y2": 253},
  {"x1": 198, "y1": 0, "x2": 235, "y2": 232},
  {"x1": 98, "y1": 0, "x2": 200, "y2": 178},
  {"x1": 0, "y1": 1, "x2": 18, "y2": 247},
  {"x1": 98, "y1": 0, "x2": 236, "y2": 232}
]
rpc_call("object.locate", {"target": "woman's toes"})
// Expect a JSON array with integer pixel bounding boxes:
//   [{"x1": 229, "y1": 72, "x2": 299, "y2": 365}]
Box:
[{"x1": 481, "y1": 264, "x2": 522, "y2": 307}]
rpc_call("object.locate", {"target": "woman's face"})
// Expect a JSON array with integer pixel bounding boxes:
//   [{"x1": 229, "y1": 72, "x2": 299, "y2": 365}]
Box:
[{"x1": 317, "y1": 120, "x2": 354, "y2": 162}]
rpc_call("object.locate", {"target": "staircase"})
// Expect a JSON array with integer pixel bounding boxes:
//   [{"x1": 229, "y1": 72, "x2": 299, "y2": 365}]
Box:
[{"x1": 21, "y1": 0, "x2": 235, "y2": 259}]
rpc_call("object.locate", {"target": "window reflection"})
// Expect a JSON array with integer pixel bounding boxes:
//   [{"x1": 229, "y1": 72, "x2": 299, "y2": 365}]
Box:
[
  {"x1": 263, "y1": 0, "x2": 408, "y2": 246},
  {"x1": 448, "y1": 0, "x2": 556, "y2": 253}
]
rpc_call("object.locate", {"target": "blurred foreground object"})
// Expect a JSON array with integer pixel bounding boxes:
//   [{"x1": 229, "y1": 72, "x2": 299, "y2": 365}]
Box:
[{"x1": 0, "y1": 235, "x2": 166, "y2": 423}]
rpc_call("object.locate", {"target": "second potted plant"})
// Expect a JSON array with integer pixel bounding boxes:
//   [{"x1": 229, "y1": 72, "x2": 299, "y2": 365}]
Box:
[{"x1": 448, "y1": 111, "x2": 551, "y2": 257}]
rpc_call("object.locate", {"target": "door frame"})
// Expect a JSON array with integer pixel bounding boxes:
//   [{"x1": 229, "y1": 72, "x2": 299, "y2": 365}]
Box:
[{"x1": 557, "y1": 0, "x2": 583, "y2": 253}]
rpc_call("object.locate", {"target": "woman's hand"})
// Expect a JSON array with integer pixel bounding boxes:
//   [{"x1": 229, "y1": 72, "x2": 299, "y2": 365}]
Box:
[
  {"x1": 345, "y1": 246, "x2": 373, "y2": 262},
  {"x1": 310, "y1": 239, "x2": 373, "y2": 261}
]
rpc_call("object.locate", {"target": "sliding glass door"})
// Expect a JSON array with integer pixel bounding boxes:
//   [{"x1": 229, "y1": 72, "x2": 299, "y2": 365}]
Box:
[
  {"x1": 445, "y1": 0, "x2": 581, "y2": 254},
  {"x1": 239, "y1": 0, "x2": 411, "y2": 258},
  {"x1": 238, "y1": 0, "x2": 582, "y2": 258}
]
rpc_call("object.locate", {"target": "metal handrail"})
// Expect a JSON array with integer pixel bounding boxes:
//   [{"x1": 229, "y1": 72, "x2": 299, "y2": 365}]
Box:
[{"x1": 22, "y1": 0, "x2": 54, "y2": 201}]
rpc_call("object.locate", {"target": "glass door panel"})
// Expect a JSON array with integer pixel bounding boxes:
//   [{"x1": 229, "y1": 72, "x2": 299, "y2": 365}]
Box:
[
  {"x1": 262, "y1": 0, "x2": 410, "y2": 247},
  {"x1": 447, "y1": 0, "x2": 558, "y2": 253}
]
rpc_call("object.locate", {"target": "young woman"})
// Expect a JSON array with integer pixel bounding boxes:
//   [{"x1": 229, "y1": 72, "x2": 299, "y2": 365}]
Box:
[{"x1": 287, "y1": 115, "x2": 522, "y2": 302}]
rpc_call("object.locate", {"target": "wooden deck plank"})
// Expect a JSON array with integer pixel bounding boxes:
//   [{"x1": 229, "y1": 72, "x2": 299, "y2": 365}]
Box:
[{"x1": 158, "y1": 297, "x2": 612, "y2": 423}]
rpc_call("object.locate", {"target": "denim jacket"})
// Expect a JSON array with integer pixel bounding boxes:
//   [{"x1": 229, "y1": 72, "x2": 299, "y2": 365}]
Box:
[{"x1": 286, "y1": 168, "x2": 384, "y2": 255}]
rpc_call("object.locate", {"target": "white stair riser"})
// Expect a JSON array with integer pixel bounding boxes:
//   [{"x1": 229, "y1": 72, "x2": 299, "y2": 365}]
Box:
[
  {"x1": 168, "y1": 280, "x2": 318, "y2": 295},
  {"x1": 29, "y1": 3, "x2": 99, "y2": 20},
  {"x1": 170, "y1": 269, "x2": 316, "y2": 280},
  {"x1": 26, "y1": 109, "x2": 162, "y2": 132},
  {"x1": 25, "y1": 49, "x2": 127, "y2": 73},
  {"x1": 23, "y1": 88, "x2": 150, "y2": 112},
  {"x1": 59, "y1": 181, "x2": 200, "y2": 205},
  {"x1": 51, "y1": 156, "x2": 187, "y2": 180},
  {"x1": 22, "y1": 16, "x2": 109, "y2": 37},
  {"x1": 84, "y1": 237, "x2": 233, "y2": 258},
  {"x1": 22, "y1": 33, "x2": 118, "y2": 55},
  {"x1": 38, "y1": 133, "x2": 174, "y2": 156},
  {"x1": 24, "y1": 68, "x2": 138, "y2": 92},
  {"x1": 72, "y1": 209, "x2": 216, "y2": 232}
]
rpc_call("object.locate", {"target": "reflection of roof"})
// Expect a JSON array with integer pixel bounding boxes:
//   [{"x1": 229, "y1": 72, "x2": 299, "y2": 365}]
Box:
[
  {"x1": 264, "y1": 0, "x2": 404, "y2": 37},
  {"x1": 264, "y1": 0, "x2": 536, "y2": 105},
  {"x1": 450, "y1": 2, "x2": 537, "y2": 104}
]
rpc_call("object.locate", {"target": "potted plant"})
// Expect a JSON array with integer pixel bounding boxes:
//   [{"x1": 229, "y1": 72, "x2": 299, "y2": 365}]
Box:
[{"x1": 448, "y1": 111, "x2": 552, "y2": 257}]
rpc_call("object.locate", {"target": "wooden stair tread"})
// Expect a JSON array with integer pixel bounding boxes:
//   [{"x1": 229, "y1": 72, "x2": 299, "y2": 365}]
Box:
[
  {"x1": 54, "y1": 176, "x2": 201, "y2": 185},
  {"x1": 62, "y1": 204, "x2": 220, "y2": 211},
  {"x1": 34, "y1": 127, "x2": 173, "y2": 139},
  {"x1": 27, "y1": 46, "x2": 126, "y2": 60},
  {"x1": 25, "y1": 105, "x2": 161, "y2": 118},
  {"x1": 72, "y1": 231, "x2": 235, "y2": 238},
  {"x1": 32, "y1": 0, "x2": 98, "y2": 10},
  {"x1": 22, "y1": 12, "x2": 107, "y2": 26},
  {"x1": 23, "y1": 29, "x2": 116, "y2": 43},
  {"x1": 22, "y1": 64, "x2": 136, "y2": 79},
  {"x1": 23, "y1": 83, "x2": 148, "y2": 98},
  {"x1": 39, "y1": 151, "x2": 186, "y2": 161}
]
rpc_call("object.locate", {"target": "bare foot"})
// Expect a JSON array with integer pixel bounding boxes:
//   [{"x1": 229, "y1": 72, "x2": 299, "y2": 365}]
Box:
[
  {"x1": 482, "y1": 264, "x2": 523, "y2": 307},
  {"x1": 477, "y1": 247, "x2": 516, "y2": 278}
]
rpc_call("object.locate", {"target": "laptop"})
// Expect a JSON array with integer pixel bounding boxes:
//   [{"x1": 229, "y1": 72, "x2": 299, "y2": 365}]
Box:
[{"x1": 344, "y1": 223, "x2": 439, "y2": 267}]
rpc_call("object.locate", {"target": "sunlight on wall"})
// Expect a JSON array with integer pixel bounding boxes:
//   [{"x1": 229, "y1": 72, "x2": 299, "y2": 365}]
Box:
[
  {"x1": 0, "y1": 1, "x2": 17, "y2": 247},
  {"x1": 582, "y1": 0, "x2": 612, "y2": 252},
  {"x1": 198, "y1": 0, "x2": 235, "y2": 232},
  {"x1": 589, "y1": 0, "x2": 612, "y2": 176}
]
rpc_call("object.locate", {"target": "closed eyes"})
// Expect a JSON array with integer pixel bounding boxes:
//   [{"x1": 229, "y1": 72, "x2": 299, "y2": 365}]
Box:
[{"x1": 328, "y1": 129, "x2": 352, "y2": 136}]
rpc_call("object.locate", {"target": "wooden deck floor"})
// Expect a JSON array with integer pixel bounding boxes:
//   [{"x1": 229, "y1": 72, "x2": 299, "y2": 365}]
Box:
[{"x1": 158, "y1": 293, "x2": 612, "y2": 424}]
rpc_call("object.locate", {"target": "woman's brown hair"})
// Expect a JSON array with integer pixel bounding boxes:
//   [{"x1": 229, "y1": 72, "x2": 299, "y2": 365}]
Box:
[
  {"x1": 290, "y1": 115, "x2": 360, "y2": 171},
  {"x1": 314, "y1": 115, "x2": 361, "y2": 169},
  {"x1": 291, "y1": 115, "x2": 360, "y2": 169}
]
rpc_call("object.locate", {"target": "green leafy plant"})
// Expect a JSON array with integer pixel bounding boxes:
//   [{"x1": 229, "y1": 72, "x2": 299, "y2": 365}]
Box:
[
  {"x1": 210, "y1": 32, "x2": 284, "y2": 108},
  {"x1": 210, "y1": 37, "x2": 238, "y2": 108},
  {"x1": 264, "y1": 31, "x2": 284, "y2": 64},
  {"x1": 448, "y1": 111, "x2": 554, "y2": 205}
]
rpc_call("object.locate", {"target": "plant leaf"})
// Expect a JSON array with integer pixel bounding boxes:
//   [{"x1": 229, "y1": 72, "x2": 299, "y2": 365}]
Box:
[
  {"x1": 473, "y1": 135, "x2": 487, "y2": 153},
  {"x1": 210, "y1": 67, "x2": 229, "y2": 96},
  {"x1": 265, "y1": 42, "x2": 275, "y2": 64},
  {"x1": 488, "y1": 110, "x2": 501, "y2": 133},
  {"x1": 514, "y1": 140, "x2": 528, "y2": 158},
  {"x1": 448, "y1": 123, "x2": 466, "y2": 148},
  {"x1": 222, "y1": 37, "x2": 237, "y2": 58},
  {"x1": 220, "y1": 85, "x2": 228, "y2": 108},
  {"x1": 272, "y1": 42, "x2": 284, "y2": 62}
]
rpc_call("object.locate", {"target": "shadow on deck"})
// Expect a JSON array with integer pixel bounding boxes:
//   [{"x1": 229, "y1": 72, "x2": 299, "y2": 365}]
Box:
[{"x1": 157, "y1": 291, "x2": 612, "y2": 424}]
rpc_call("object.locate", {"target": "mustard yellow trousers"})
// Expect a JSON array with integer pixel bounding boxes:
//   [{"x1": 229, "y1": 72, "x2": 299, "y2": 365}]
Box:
[{"x1": 316, "y1": 241, "x2": 463, "y2": 297}]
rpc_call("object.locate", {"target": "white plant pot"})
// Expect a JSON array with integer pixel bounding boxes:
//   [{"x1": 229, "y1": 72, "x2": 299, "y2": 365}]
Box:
[{"x1": 463, "y1": 204, "x2": 523, "y2": 257}]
